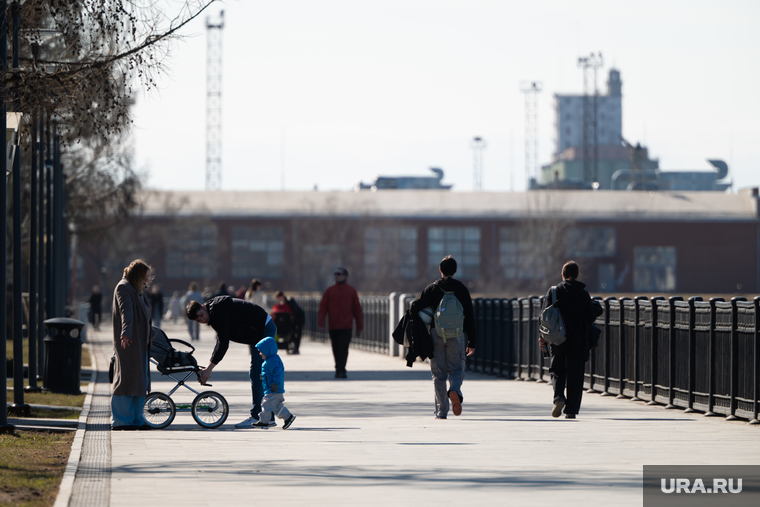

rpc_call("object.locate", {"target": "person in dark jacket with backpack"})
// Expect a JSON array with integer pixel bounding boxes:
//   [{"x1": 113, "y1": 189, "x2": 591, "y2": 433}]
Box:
[
  {"x1": 539, "y1": 260, "x2": 598, "y2": 420},
  {"x1": 411, "y1": 256, "x2": 476, "y2": 419}
]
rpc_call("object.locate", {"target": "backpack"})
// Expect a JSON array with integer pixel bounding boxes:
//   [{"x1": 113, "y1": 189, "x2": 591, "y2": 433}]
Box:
[
  {"x1": 434, "y1": 287, "x2": 465, "y2": 342},
  {"x1": 539, "y1": 286, "x2": 567, "y2": 346}
]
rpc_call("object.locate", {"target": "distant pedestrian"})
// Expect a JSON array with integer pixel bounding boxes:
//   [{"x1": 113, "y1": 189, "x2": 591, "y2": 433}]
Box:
[
  {"x1": 148, "y1": 283, "x2": 164, "y2": 329},
  {"x1": 539, "y1": 260, "x2": 602, "y2": 420},
  {"x1": 209, "y1": 281, "x2": 230, "y2": 300},
  {"x1": 186, "y1": 295, "x2": 278, "y2": 428},
  {"x1": 167, "y1": 291, "x2": 183, "y2": 324},
  {"x1": 88, "y1": 285, "x2": 103, "y2": 331},
  {"x1": 245, "y1": 279, "x2": 264, "y2": 306},
  {"x1": 111, "y1": 259, "x2": 153, "y2": 430},
  {"x1": 411, "y1": 256, "x2": 476, "y2": 419},
  {"x1": 318, "y1": 267, "x2": 363, "y2": 378},
  {"x1": 181, "y1": 281, "x2": 203, "y2": 341},
  {"x1": 235, "y1": 284, "x2": 247, "y2": 299},
  {"x1": 251, "y1": 337, "x2": 296, "y2": 430}
]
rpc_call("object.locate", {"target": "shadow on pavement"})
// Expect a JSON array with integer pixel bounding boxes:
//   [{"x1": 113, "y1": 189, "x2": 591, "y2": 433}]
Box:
[{"x1": 160, "y1": 369, "x2": 435, "y2": 382}]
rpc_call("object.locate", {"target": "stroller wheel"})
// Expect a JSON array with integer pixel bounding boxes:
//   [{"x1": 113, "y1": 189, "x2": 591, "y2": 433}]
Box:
[
  {"x1": 143, "y1": 392, "x2": 176, "y2": 429},
  {"x1": 191, "y1": 391, "x2": 229, "y2": 429}
]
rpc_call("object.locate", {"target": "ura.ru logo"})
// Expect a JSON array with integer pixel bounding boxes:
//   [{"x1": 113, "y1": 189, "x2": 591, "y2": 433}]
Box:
[{"x1": 661, "y1": 478, "x2": 742, "y2": 494}]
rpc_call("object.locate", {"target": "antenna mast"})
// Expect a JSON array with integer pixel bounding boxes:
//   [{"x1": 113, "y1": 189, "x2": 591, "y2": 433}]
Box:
[
  {"x1": 205, "y1": 11, "x2": 224, "y2": 190},
  {"x1": 577, "y1": 52, "x2": 603, "y2": 187},
  {"x1": 520, "y1": 81, "x2": 542, "y2": 188},
  {"x1": 471, "y1": 137, "x2": 487, "y2": 191}
]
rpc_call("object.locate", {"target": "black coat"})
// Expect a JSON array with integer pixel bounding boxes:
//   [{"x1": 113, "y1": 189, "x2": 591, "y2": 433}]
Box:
[
  {"x1": 544, "y1": 279, "x2": 601, "y2": 358},
  {"x1": 393, "y1": 308, "x2": 433, "y2": 367},
  {"x1": 206, "y1": 296, "x2": 270, "y2": 364}
]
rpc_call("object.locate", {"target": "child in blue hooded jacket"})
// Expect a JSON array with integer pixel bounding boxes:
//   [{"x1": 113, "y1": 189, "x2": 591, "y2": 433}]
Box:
[{"x1": 252, "y1": 337, "x2": 296, "y2": 429}]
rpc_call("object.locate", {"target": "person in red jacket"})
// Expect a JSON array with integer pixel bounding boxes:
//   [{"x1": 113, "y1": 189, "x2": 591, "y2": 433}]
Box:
[{"x1": 318, "y1": 267, "x2": 363, "y2": 378}]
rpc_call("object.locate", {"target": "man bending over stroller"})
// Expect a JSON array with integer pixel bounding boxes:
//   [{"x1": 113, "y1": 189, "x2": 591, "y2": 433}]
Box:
[{"x1": 186, "y1": 296, "x2": 278, "y2": 428}]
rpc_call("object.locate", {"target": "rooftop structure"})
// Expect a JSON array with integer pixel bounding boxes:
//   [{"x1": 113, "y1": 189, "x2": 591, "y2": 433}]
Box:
[{"x1": 354, "y1": 167, "x2": 452, "y2": 191}]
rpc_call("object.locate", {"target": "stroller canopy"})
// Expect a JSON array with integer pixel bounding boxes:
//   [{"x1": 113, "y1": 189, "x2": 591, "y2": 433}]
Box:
[{"x1": 150, "y1": 327, "x2": 197, "y2": 371}]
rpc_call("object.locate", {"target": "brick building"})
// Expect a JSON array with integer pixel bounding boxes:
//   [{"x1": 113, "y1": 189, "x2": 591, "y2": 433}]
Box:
[{"x1": 77, "y1": 189, "x2": 760, "y2": 298}]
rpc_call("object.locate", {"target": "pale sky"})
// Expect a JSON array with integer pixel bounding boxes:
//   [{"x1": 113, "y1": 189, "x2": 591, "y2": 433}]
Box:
[{"x1": 132, "y1": 0, "x2": 760, "y2": 193}]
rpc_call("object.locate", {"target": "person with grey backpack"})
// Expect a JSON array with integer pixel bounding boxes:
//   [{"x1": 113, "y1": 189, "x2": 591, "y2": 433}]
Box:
[
  {"x1": 411, "y1": 256, "x2": 476, "y2": 419},
  {"x1": 539, "y1": 261, "x2": 602, "y2": 420}
]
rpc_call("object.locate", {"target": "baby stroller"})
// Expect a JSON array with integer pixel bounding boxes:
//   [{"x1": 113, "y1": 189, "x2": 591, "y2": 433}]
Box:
[
  {"x1": 272, "y1": 312, "x2": 294, "y2": 351},
  {"x1": 142, "y1": 327, "x2": 229, "y2": 429}
]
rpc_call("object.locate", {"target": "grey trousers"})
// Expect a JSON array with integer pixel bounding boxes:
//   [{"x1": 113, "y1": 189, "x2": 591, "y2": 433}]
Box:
[
  {"x1": 430, "y1": 328, "x2": 466, "y2": 418},
  {"x1": 258, "y1": 392, "x2": 292, "y2": 422}
]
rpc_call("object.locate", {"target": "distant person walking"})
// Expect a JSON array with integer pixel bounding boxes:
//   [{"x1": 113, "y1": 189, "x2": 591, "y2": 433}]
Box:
[
  {"x1": 186, "y1": 295, "x2": 278, "y2": 428},
  {"x1": 245, "y1": 279, "x2": 264, "y2": 306},
  {"x1": 318, "y1": 267, "x2": 363, "y2": 378},
  {"x1": 167, "y1": 291, "x2": 183, "y2": 324},
  {"x1": 148, "y1": 283, "x2": 164, "y2": 329},
  {"x1": 539, "y1": 260, "x2": 602, "y2": 420},
  {"x1": 181, "y1": 282, "x2": 204, "y2": 341},
  {"x1": 411, "y1": 256, "x2": 476, "y2": 419},
  {"x1": 209, "y1": 281, "x2": 230, "y2": 300},
  {"x1": 88, "y1": 285, "x2": 103, "y2": 331}
]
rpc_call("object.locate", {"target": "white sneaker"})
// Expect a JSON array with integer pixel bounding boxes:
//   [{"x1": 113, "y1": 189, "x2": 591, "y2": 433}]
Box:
[{"x1": 234, "y1": 416, "x2": 258, "y2": 429}]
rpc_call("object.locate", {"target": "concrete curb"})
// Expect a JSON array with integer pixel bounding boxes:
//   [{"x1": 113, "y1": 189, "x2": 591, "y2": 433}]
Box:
[{"x1": 53, "y1": 341, "x2": 98, "y2": 507}]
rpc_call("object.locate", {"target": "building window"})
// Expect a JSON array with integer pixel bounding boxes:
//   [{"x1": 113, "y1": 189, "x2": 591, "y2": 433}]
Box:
[
  {"x1": 566, "y1": 227, "x2": 616, "y2": 257},
  {"x1": 428, "y1": 227, "x2": 480, "y2": 279},
  {"x1": 231, "y1": 226, "x2": 285, "y2": 279},
  {"x1": 633, "y1": 246, "x2": 676, "y2": 292},
  {"x1": 166, "y1": 225, "x2": 218, "y2": 279},
  {"x1": 499, "y1": 227, "x2": 551, "y2": 281},
  {"x1": 365, "y1": 226, "x2": 417, "y2": 279}
]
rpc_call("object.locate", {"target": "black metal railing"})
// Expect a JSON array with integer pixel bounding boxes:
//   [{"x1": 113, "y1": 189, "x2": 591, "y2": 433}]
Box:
[
  {"x1": 296, "y1": 292, "x2": 759, "y2": 423},
  {"x1": 296, "y1": 296, "x2": 390, "y2": 355},
  {"x1": 469, "y1": 294, "x2": 760, "y2": 424}
]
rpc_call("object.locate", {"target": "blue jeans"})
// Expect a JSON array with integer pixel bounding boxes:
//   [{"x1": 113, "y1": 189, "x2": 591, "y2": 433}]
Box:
[
  {"x1": 249, "y1": 320, "x2": 278, "y2": 419},
  {"x1": 430, "y1": 328, "x2": 466, "y2": 419},
  {"x1": 112, "y1": 349, "x2": 150, "y2": 427}
]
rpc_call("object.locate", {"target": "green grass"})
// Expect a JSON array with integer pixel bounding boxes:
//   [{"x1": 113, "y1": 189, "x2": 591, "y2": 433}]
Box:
[
  {"x1": 26, "y1": 408, "x2": 80, "y2": 420},
  {"x1": 0, "y1": 430, "x2": 75, "y2": 507},
  {"x1": 6, "y1": 383, "x2": 87, "y2": 411}
]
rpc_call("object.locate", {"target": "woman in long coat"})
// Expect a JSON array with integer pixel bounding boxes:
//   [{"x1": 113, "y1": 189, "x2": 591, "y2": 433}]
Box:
[{"x1": 111, "y1": 259, "x2": 153, "y2": 430}]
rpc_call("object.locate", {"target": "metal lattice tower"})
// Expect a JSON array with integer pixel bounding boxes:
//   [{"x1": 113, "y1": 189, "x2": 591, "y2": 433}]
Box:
[
  {"x1": 577, "y1": 52, "x2": 603, "y2": 186},
  {"x1": 205, "y1": 11, "x2": 224, "y2": 190},
  {"x1": 470, "y1": 137, "x2": 487, "y2": 191},
  {"x1": 520, "y1": 81, "x2": 542, "y2": 188}
]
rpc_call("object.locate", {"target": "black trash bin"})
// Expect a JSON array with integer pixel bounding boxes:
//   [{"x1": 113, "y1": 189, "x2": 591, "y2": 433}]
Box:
[{"x1": 43, "y1": 317, "x2": 85, "y2": 394}]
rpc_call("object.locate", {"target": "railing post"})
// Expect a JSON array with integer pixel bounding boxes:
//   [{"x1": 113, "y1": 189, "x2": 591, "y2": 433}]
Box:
[
  {"x1": 647, "y1": 297, "x2": 665, "y2": 405},
  {"x1": 704, "y1": 297, "x2": 724, "y2": 417},
  {"x1": 616, "y1": 297, "x2": 631, "y2": 399},
  {"x1": 600, "y1": 297, "x2": 615, "y2": 397},
  {"x1": 683, "y1": 296, "x2": 703, "y2": 413},
  {"x1": 665, "y1": 296, "x2": 683, "y2": 410},
  {"x1": 630, "y1": 296, "x2": 647, "y2": 402},
  {"x1": 515, "y1": 298, "x2": 525, "y2": 381},
  {"x1": 536, "y1": 296, "x2": 548, "y2": 384},
  {"x1": 726, "y1": 296, "x2": 747, "y2": 421},
  {"x1": 751, "y1": 296, "x2": 760, "y2": 425}
]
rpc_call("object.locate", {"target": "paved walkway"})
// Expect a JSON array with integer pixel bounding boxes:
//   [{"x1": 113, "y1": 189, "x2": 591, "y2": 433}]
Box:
[{"x1": 72, "y1": 321, "x2": 759, "y2": 507}]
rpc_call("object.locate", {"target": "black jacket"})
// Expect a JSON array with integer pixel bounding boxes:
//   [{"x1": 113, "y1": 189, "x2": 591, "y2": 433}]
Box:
[
  {"x1": 206, "y1": 296, "x2": 270, "y2": 364},
  {"x1": 287, "y1": 297, "x2": 305, "y2": 328},
  {"x1": 393, "y1": 308, "x2": 433, "y2": 367},
  {"x1": 410, "y1": 277, "x2": 477, "y2": 348},
  {"x1": 544, "y1": 279, "x2": 598, "y2": 350}
]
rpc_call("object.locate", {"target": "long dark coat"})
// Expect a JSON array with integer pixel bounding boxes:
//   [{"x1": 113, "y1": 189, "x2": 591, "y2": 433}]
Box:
[{"x1": 112, "y1": 277, "x2": 152, "y2": 396}]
